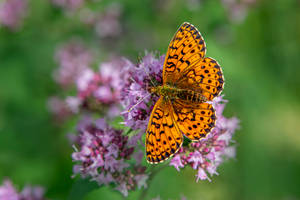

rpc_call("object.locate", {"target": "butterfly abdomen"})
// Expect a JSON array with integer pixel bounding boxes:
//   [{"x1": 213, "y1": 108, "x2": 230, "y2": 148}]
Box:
[{"x1": 176, "y1": 89, "x2": 206, "y2": 103}]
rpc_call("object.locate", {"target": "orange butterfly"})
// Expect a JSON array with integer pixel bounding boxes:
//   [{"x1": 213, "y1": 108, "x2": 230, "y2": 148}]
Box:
[{"x1": 146, "y1": 22, "x2": 224, "y2": 164}]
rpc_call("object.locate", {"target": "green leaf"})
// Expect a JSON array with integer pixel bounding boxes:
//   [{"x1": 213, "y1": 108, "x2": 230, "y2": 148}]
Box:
[{"x1": 67, "y1": 178, "x2": 99, "y2": 200}]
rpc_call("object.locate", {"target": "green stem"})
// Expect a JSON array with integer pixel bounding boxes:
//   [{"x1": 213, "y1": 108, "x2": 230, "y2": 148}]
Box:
[{"x1": 124, "y1": 128, "x2": 133, "y2": 136}]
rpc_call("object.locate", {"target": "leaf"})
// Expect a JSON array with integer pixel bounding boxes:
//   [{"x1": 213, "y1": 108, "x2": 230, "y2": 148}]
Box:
[{"x1": 67, "y1": 178, "x2": 99, "y2": 200}]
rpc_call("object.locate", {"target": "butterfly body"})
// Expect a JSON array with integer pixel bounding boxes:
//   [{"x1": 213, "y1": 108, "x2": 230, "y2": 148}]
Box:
[
  {"x1": 150, "y1": 85, "x2": 207, "y2": 103},
  {"x1": 145, "y1": 22, "x2": 224, "y2": 164}
]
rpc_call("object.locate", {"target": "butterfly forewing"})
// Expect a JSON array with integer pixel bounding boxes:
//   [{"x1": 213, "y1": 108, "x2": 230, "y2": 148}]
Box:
[
  {"x1": 163, "y1": 22, "x2": 206, "y2": 84},
  {"x1": 145, "y1": 97, "x2": 183, "y2": 164}
]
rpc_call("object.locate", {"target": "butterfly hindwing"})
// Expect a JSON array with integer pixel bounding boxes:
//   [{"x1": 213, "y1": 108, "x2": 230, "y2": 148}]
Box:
[
  {"x1": 163, "y1": 22, "x2": 206, "y2": 84},
  {"x1": 176, "y1": 57, "x2": 224, "y2": 101},
  {"x1": 146, "y1": 97, "x2": 183, "y2": 164},
  {"x1": 172, "y1": 100, "x2": 216, "y2": 141}
]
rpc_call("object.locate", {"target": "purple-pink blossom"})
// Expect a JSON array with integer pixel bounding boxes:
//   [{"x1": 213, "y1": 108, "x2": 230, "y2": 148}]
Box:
[
  {"x1": 169, "y1": 95, "x2": 239, "y2": 182},
  {"x1": 0, "y1": 179, "x2": 47, "y2": 200},
  {"x1": 69, "y1": 58, "x2": 124, "y2": 116},
  {"x1": 72, "y1": 117, "x2": 148, "y2": 197},
  {"x1": 0, "y1": 0, "x2": 27, "y2": 30},
  {"x1": 53, "y1": 40, "x2": 93, "y2": 88},
  {"x1": 51, "y1": 0, "x2": 85, "y2": 10},
  {"x1": 79, "y1": 3, "x2": 122, "y2": 39},
  {"x1": 120, "y1": 53, "x2": 164, "y2": 132},
  {"x1": 47, "y1": 96, "x2": 72, "y2": 122},
  {"x1": 221, "y1": 0, "x2": 256, "y2": 23}
]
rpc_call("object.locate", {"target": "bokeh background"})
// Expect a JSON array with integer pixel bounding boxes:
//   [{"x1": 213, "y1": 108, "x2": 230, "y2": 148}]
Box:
[{"x1": 1, "y1": 0, "x2": 300, "y2": 199}]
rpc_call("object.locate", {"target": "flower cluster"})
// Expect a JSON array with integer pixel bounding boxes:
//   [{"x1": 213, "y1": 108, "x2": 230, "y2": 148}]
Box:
[
  {"x1": 53, "y1": 40, "x2": 93, "y2": 88},
  {"x1": 49, "y1": 40, "x2": 124, "y2": 119},
  {"x1": 120, "y1": 53, "x2": 164, "y2": 132},
  {"x1": 0, "y1": 179, "x2": 47, "y2": 200},
  {"x1": 72, "y1": 117, "x2": 148, "y2": 196},
  {"x1": 0, "y1": 0, "x2": 27, "y2": 30},
  {"x1": 79, "y1": 3, "x2": 122, "y2": 39},
  {"x1": 221, "y1": 0, "x2": 256, "y2": 23},
  {"x1": 51, "y1": 0, "x2": 85, "y2": 10},
  {"x1": 49, "y1": 43, "x2": 239, "y2": 196},
  {"x1": 170, "y1": 96, "x2": 239, "y2": 181},
  {"x1": 63, "y1": 57, "x2": 124, "y2": 117},
  {"x1": 47, "y1": 96, "x2": 73, "y2": 122}
]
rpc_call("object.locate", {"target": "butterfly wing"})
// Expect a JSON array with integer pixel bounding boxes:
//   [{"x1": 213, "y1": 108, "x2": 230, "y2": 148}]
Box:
[
  {"x1": 176, "y1": 57, "x2": 224, "y2": 101},
  {"x1": 172, "y1": 99, "x2": 216, "y2": 141},
  {"x1": 163, "y1": 22, "x2": 206, "y2": 84},
  {"x1": 145, "y1": 97, "x2": 183, "y2": 164}
]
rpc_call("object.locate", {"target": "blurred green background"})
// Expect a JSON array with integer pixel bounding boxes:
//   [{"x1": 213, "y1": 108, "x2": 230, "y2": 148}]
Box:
[{"x1": 1, "y1": 0, "x2": 300, "y2": 199}]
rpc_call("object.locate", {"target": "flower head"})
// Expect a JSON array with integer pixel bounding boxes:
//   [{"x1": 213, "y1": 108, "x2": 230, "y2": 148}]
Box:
[
  {"x1": 79, "y1": 3, "x2": 122, "y2": 39},
  {"x1": 70, "y1": 58, "x2": 124, "y2": 116},
  {"x1": 0, "y1": 0, "x2": 27, "y2": 30},
  {"x1": 169, "y1": 95, "x2": 239, "y2": 182},
  {"x1": 120, "y1": 53, "x2": 164, "y2": 132},
  {"x1": 47, "y1": 96, "x2": 72, "y2": 122},
  {"x1": 94, "y1": 3, "x2": 122, "y2": 38},
  {"x1": 0, "y1": 179, "x2": 19, "y2": 200},
  {"x1": 53, "y1": 40, "x2": 93, "y2": 88},
  {"x1": 72, "y1": 117, "x2": 148, "y2": 196},
  {"x1": 221, "y1": 0, "x2": 256, "y2": 23},
  {"x1": 0, "y1": 179, "x2": 47, "y2": 200},
  {"x1": 51, "y1": 0, "x2": 85, "y2": 10}
]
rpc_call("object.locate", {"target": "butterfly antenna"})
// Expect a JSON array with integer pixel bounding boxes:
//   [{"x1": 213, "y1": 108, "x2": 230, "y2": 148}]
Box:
[{"x1": 123, "y1": 93, "x2": 151, "y2": 113}]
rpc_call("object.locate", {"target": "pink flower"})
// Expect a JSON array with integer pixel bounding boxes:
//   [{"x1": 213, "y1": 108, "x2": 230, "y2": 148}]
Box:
[
  {"x1": 51, "y1": 0, "x2": 85, "y2": 10},
  {"x1": 0, "y1": 0, "x2": 27, "y2": 30},
  {"x1": 0, "y1": 179, "x2": 19, "y2": 200},
  {"x1": 94, "y1": 3, "x2": 122, "y2": 38},
  {"x1": 47, "y1": 96, "x2": 72, "y2": 122},
  {"x1": 72, "y1": 117, "x2": 148, "y2": 196},
  {"x1": 169, "y1": 154, "x2": 184, "y2": 171},
  {"x1": 169, "y1": 96, "x2": 239, "y2": 182},
  {"x1": 196, "y1": 168, "x2": 210, "y2": 182},
  {"x1": 221, "y1": 0, "x2": 256, "y2": 24},
  {"x1": 187, "y1": 151, "x2": 204, "y2": 170},
  {"x1": 0, "y1": 179, "x2": 48, "y2": 200},
  {"x1": 120, "y1": 53, "x2": 164, "y2": 132},
  {"x1": 53, "y1": 40, "x2": 93, "y2": 88}
]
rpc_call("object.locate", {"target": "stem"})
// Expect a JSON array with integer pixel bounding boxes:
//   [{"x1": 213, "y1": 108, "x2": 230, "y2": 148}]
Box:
[
  {"x1": 124, "y1": 128, "x2": 133, "y2": 136},
  {"x1": 138, "y1": 165, "x2": 168, "y2": 200}
]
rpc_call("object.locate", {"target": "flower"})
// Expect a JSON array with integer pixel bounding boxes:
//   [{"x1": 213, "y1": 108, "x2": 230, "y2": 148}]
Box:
[
  {"x1": 20, "y1": 185, "x2": 46, "y2": 200},
  {"x1": 71, "y1": 58, "x2": 124, "y2": 116},
  {"x1": 51, "y1": 0, "x2": 85, "y2": 10},
  {"x1": 47, "y1": 96, "x2": 72, "y2": 122},
  {"x1": 0, "y1": 179, "x2": 47, "y2": 200},
  {"x1": 221, "y1": 0, "x2": 256, "y2": 24},
  {"x1": 79, "y1": 3, "x2": 123, "y2": 39},
  {"x1": 0, "y1": 0, "x2": 27, "y2": 30},
  {"x1": 169, "y1": 95, "x2": 239, "y2": 182},
  {"x1": 51, "y1": 39, "x2": 123, "y2": 117},
  {"x1": 72, "y1": 117, "x2": 148, "y2": 197},
  {"x1": 94, "y1": 3, "x2": 122, "y2": 38},
  {"x1": 53, "y1": 40, "x2": 93, "y2": 88},
  {"x1": 120, "y1": 53, "x2": 164, "y2": 132},
  {"x1": 169, "y1": 154, "x2": 184, "y2": 172},
  {"x1": 0, "y1": 179, "x2": 19, "y2": 200}
]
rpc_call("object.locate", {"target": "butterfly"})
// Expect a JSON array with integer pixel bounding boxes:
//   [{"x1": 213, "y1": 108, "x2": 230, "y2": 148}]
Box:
[{"x1": 145, "y1": 22, "x2": 224, "y2": 164}]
